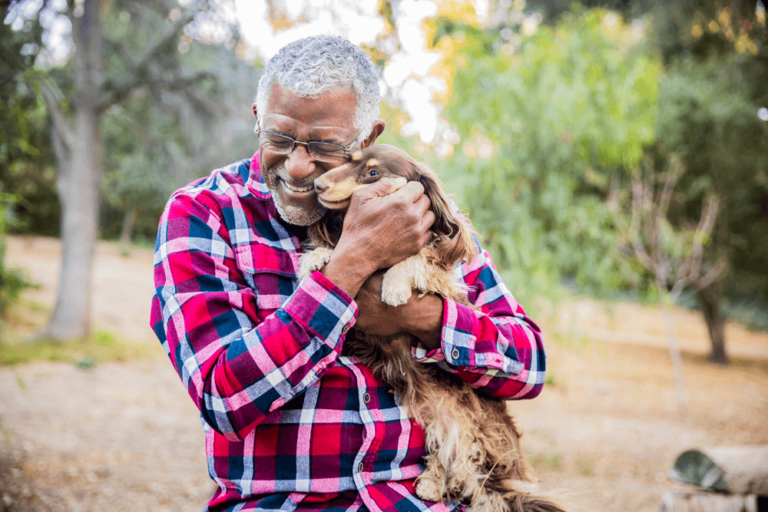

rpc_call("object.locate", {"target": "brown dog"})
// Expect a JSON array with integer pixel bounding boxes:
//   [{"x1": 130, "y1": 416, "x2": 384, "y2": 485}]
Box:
[{"x1": 298, "y1": 145, "x2": 565, "y2": 512}]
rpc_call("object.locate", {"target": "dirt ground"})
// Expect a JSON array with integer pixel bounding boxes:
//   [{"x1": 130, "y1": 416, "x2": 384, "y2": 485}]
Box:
[{"x1": 2, "y1": 236, "x2": 767, "y2": 512}]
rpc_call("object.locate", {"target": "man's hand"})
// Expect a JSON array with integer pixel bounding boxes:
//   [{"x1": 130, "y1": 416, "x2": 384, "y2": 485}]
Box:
[
  {"x1": 321, "y1": 178, "x2": 435, "y2": 298},
  {"x1": 354, "y1": 271, "x2": 444, "y2": 351}
]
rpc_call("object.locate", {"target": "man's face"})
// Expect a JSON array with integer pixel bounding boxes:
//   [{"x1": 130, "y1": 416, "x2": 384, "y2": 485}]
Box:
[{"x1": 258, "y1": 83, "x2": 360, "y2": 226}]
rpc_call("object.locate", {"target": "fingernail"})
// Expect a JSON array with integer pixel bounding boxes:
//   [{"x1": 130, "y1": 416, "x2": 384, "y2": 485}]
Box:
[{"x1": 395, "y1": 177, "x2": 407, "y2": 186}]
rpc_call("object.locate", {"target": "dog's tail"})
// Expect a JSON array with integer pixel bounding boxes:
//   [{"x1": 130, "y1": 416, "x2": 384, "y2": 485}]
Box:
[
  {"x1": 517, "y1": 496, "x2": 569, "y2": 512},
  {"x1": 506, "y1": 493, "x2": 570, "y2": 512}
]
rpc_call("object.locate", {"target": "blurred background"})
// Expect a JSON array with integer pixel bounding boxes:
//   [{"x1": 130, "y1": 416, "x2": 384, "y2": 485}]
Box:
[{"x1": 0, "y1": 0, "x2": 766, "y2": 511}]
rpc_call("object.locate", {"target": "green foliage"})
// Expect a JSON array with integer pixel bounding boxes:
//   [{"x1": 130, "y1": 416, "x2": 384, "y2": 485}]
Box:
[
  {"x1": 0, "y1": 329, "x2": 159, "y2": 366},
  {"x1": 0, "y1": 195, "x2": 31, "y2": 320},
  {"x1": 2, "y1": 1, "x2": 262, "y2": 244},
  {"x1": 438, "y1": 8, "x2": 660, "y2": 302},
  {"x1": 0, "y1": 15, "x2": 61, "y2": 237},
  {"x1": 656, "y1": 55, "x2": 768, "y2": 301}
]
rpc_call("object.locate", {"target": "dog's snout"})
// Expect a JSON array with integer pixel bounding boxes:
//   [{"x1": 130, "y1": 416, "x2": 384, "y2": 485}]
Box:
[{"x1": 314, "y1": 178, "x2": 329, "y2": 194}]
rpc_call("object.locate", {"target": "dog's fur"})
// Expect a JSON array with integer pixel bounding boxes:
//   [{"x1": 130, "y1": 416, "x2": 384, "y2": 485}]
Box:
[{"x1": 298, "y1": 145, "x2": 565, "y2": 512}]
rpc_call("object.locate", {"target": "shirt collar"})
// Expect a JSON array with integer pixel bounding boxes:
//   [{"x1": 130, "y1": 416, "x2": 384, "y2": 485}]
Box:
[{"x1": 246, "y1": 150, "x2": 272, "y2": 200}]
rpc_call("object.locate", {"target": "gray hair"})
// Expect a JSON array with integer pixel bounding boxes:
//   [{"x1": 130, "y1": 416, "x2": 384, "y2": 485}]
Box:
[{"x1": 255, "y1": 35, "x2": 381, "y2": 140}]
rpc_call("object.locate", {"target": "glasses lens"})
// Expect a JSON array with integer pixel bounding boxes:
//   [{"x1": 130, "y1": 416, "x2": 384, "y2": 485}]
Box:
[
  {"x1": 309, "y1": 142, "x2": 347, "y2": 162},
  {"x1": 260, "y1": 132, "x2": 294, "y2": 154}
]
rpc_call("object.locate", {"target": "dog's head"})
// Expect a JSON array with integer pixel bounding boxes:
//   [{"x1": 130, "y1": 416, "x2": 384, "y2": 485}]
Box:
[{"x1": 313, "y1": 144, "x2": 478, "y2": 266}]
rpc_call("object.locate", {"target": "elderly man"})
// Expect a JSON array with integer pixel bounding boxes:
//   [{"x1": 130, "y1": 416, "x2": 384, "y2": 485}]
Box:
[{"x1": 151, "y1": 35, "x2": 545, "y2": 512}]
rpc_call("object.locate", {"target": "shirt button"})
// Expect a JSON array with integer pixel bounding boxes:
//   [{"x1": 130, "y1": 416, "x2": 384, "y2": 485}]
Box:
[
  {"x1": 358, "y1": 461, "x2": 364, "y2": 473},
  {"x1": 342, "y1": 324, "x2": 349, "y2": 335},
  {"x1": 451, "y1": 348, "x2": 460, "y2": 360},
  {"x1": 363, "y1": 392, "x2": 370, "y2": 404}
]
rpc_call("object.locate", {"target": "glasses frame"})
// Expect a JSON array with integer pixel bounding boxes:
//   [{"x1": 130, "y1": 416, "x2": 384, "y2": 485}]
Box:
[{"x1": 255, "y1": 127, "x2": 364, "y2": 163}]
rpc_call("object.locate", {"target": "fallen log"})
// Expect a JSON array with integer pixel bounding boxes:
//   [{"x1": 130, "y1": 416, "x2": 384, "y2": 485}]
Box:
[
  {"x1": 668, "y1": 446, "x2": 768, "y2": 495},
  {"x1": 660, "y1": 491, "x2": 763, "y2": 512}
]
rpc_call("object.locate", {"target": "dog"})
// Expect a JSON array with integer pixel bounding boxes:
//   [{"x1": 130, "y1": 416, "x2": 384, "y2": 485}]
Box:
[{"x1": 298, "y1": 145, "x2": 565, "y2": 512}]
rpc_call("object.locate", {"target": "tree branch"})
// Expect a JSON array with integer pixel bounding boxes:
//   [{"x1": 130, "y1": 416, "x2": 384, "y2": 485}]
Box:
[
  {"x1": 630, "y1": 175, "x2": 658, "y2": 275},
  {"x1": 39, "y1": 80, "x2": 74, "y2": 149},
  {"x1": 96, "y1": 12, "x2": 195, "y2": 113},
  {"x1": 688, "y1": 194, "x2": 720, "y2": 284},
  {"x1": 697, "y1": 256, "x2": 727, "y2": 291}
]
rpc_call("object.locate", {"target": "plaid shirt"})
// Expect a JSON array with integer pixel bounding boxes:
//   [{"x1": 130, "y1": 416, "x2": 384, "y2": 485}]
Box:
[{"x1": 150, "y1": 151, "x2": 546, "y2": 512}]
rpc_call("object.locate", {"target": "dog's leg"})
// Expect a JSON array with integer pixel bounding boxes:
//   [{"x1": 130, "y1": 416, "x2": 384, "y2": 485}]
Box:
[
  {"x1": 381, "y1": 248, "x2": 467, "y2": 306},
  {"x1": 298, "y1": 247, "x2": 334, "y2": 281},
  {"x1": 416, "y1": 453, "x2": 447, "y2": 503},
  {"x1": 380, "y1": 255, "x2": 422, "y2": 306}
]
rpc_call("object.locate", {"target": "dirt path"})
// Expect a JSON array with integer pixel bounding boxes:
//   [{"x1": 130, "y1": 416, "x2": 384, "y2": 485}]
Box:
[{"x1": 2, "y1": 236, "x2": 767, "y2": 511}]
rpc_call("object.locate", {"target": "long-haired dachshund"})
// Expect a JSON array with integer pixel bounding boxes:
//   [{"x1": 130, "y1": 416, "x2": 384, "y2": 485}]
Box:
[{"x1": 298, "y1": 145, "x2": 565, "y2": 512}]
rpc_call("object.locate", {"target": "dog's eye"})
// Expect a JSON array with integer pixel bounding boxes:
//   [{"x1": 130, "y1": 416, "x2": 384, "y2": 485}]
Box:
[{"x1": 369, "y1": 170, "x2": 378, "y2": 177}]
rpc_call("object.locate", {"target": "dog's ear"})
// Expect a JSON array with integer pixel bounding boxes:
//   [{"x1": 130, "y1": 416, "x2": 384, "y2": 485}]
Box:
[
  {"x1": 308, "y1": 210, "x2": 344, "y2": 248},
  {"x1": 416, "y1": 163, "x2": 479, "y2": 267}
]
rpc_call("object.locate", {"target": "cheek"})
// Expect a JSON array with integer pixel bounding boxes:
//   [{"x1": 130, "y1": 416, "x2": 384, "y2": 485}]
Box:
[{"x1": 260, "y1": 153, "x2": 285, "y2": 181}]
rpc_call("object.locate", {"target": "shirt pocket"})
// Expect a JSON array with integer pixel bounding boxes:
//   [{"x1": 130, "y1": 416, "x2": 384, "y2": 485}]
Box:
[{"x1": 234, "y1": 242, "x2": 300, "y2": 315}]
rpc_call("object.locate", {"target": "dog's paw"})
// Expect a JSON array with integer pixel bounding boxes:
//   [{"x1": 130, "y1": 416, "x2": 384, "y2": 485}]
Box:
[
  {"x1": 416, "y1": 475, "x2": 444, "y2": 503},
  {"x1": 298, "y1": 248, "x2": 333, "y2": 280},
  {"x1": 381, "y1": 268, "x2": 413, "y2": 306}
]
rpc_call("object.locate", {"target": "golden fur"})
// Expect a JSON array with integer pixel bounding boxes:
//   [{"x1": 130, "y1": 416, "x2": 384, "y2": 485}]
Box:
[{"x1": 298, "y1": 145, "x2": 566, "y2": 512}]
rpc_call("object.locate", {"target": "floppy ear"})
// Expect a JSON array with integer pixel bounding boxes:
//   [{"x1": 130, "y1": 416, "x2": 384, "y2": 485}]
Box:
[
  {"x1": 416, "y1": 163, "x2": 479, "y2": 267},
  {"x1": 308, "y1": 210, "x2": 345, "y2": 249}
]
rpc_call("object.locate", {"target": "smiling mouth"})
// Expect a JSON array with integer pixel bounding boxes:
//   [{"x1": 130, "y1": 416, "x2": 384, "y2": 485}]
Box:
[
  {"x1": 280, "y1": 179, "x2": 314, "y2": 194},
  {"x1": 318, "y1": 196, "x2": 351, "y2": 209}
]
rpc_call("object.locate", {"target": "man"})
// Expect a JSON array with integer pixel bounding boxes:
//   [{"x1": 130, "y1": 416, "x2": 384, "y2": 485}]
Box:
[{"x1": 151, "y1": 35, "x2": 545, "y2": 512}]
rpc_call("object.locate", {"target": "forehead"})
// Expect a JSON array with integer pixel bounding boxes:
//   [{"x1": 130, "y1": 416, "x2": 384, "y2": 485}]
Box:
[{"x1": 263, "y1": 83, "x2": 357, "y2": 133}]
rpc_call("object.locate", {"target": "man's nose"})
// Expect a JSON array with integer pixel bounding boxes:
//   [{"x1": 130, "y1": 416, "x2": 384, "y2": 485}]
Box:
[{"x1": 284, "y1": 145, "x2": 316, "y2": 182}]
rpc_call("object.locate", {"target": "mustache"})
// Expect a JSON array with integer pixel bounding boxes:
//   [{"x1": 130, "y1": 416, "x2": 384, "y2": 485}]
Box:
[{"x1": 270, "y1": 166, "x2": 324, "y2": 187}]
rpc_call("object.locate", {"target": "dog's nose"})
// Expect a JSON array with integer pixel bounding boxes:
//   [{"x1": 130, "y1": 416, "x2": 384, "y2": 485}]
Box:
[{"x1": 314, "y1": 178, "x2": 329, "y2": 194}]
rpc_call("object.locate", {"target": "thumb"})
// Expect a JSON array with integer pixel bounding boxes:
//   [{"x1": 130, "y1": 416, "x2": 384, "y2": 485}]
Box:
[{"x1": 364, "y1": 177, "x2": 408, "y2": 198}]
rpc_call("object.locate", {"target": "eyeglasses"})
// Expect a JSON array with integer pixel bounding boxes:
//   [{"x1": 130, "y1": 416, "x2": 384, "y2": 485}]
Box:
[{"x1": 255, "y1": 128, "x2": 362, "y2": 163}]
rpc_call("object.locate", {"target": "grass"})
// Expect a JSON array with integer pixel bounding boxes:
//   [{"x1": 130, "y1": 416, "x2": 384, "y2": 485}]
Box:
[
  {"x1": 0, "y1": 298, "x2": 159, "y2": 367},
  {"x1": 574, "y1": 454, "x2": 593, "y2": 476},
  {"x1": 529, "y1": 451, "x2": 562, "y2": 471},
  {"x1": 0, "y1": 329, "x2": 159, "y2": 367}
]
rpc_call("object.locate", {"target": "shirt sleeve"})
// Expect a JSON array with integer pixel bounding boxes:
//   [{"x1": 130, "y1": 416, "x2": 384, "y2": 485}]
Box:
[
  {"x1": 151, "y1": 193, "x2": 357, "y2": 442},
  {"x1": 411, "y1": 241, "x2": 546, "y2": 400}
]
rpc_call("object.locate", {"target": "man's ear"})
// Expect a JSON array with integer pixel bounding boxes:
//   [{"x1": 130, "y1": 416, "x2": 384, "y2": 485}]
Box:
[
  {"x1": 360, "y1": 120, "x2": 386, "y2": 149},
  {"x1": 252, "y1": 102, "x2": 258, "y2": 118}
]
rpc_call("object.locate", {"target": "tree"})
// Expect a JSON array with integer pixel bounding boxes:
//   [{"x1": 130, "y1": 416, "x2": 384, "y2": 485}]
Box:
[
  {"x1": 7, "y1": 0, "x2": 236, "y2": 339},
  {"x1": 653, "y1": 7, "x2": 768, "y2": 364},
  {"x1": 527, "y1": 0, "x2": 768, "y2": 361},
  {"x1": 431, "y1": 7, "x2": 660, "y2": 304},
  {"x1": 610, "y1": 152, "x2": 725, "y2": 409}
]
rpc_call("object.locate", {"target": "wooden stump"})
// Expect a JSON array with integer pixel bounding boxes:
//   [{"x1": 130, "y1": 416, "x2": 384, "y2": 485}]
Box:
[
  {"x1": 668, "y1": 446, "x2": 768, "y2": 495},
  {"x1": 661, "y1": 491, "x2": 760, "y2": 512}
]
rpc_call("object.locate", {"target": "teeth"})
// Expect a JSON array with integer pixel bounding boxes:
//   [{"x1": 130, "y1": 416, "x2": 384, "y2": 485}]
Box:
[{"x1": 282, "y1": 180, "x2": 313, "y2": 193}]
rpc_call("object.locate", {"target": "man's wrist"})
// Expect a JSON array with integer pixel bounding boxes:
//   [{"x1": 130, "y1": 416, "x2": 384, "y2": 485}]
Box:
[
  {"x1": 404, "y1": 293, "x2": 444, "y2": 350},
  {"x1": 320, "y1": 247, "x2": 376, "y2": 299}
]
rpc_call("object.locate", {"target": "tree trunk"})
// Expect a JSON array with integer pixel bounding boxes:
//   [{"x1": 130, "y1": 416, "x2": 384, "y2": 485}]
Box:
[
  {"x1": 661, "y1": 300, "x2": 688, "y2": 415},
  {"x1": 697, "y1": 286, "x2": 729, "y2": 365},
  {"x1": 44, "y1": 0, "x2": 103, "y2": 340},
  {"x1": 119, "y1": 205, "x2": 138, "y2": 251}
]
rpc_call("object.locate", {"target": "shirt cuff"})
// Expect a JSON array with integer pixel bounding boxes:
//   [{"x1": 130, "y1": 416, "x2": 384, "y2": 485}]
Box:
[
  {"x1": 412, "y1": 299, "x2": 506, "y2": 372},
  {"x1": 282, "y1": 270, "x2": 357, "y2": 350}
]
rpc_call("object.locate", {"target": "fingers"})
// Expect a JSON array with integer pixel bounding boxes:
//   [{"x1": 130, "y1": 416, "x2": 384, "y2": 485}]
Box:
[
  {"x1": 365, "y1": 177, "x2": 408, "y2": 198},
  {"x1": 395, "y1": 181, "x2": 427, "y2": 203}
]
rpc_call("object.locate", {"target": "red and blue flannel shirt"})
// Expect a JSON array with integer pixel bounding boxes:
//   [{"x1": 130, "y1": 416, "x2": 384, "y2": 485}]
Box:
[{"x1": 150, "y1": 151, "x2": 546, "y2": 512}]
